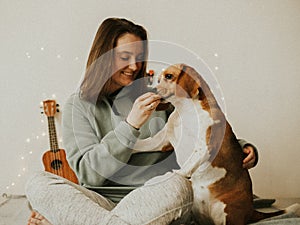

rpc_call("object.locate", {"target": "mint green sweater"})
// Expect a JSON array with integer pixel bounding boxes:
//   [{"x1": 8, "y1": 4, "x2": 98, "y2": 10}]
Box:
[{"x1": 62, "y1": 85, "x2": 178, "y2": 202}]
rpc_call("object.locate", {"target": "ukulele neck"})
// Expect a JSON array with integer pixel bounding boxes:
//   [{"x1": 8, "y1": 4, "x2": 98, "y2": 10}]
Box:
[{"x1": 47, "y1": 116, "x2": 59, "y2": 152}]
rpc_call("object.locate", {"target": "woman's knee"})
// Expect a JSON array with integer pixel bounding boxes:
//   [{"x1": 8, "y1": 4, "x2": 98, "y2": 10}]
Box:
[
  {"x1": 112, "y1": 173, "x2": 193, "y2": 224},
  {"x1": 25, "y1": 171, "x2": 60, "y2": 198}
]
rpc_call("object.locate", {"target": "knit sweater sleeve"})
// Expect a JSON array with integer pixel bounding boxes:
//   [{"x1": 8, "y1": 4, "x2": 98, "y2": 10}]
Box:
[{"x1": 62, "y1": 94, "x2": 140, "y2": 186}]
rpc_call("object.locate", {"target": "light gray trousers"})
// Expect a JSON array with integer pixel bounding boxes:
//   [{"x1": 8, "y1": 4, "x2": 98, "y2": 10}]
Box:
[{"x1": 25, "y1": 171, "x2": 193, "y2": 225}]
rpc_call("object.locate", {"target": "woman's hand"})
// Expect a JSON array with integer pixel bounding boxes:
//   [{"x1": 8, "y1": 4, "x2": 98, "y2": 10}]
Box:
[
  {"x1": 126, "y1": 92, "x2": 161, "y2": 129},
  {"x1": 243, "y1": 145, "x2": 256, "y2": 169}
]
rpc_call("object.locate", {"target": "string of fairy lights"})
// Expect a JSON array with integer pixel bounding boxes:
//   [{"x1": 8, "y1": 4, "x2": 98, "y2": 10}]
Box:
[
  {"x1": 4, "y1": 93, "x2": 64, "y2": 192},
  {"x1": 3, "y1": 44, "x2": 78, "y2": 193},
  {"x1": 3, "y1": 46, "x2": 224, "y2": 193}
]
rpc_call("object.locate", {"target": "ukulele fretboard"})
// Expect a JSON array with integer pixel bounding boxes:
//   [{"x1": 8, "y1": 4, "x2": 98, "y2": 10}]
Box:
[{"x1": 47, "y1": 116, "x2": 59, "y2": 152}]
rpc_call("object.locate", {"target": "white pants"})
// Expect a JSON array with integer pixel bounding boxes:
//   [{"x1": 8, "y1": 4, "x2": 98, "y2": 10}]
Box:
[{"x1": 25, "y1": 171, "x2": 193, "y2": 225}]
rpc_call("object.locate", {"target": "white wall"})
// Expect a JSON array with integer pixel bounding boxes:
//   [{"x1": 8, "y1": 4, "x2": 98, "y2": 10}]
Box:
[{"x1": 1, "y1": 0, "x2": 299, "y2": 198}]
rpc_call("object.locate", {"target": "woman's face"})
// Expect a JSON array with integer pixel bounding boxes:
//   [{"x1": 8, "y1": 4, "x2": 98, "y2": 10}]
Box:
[{"x1": 111, "y1": 33, "x2": 144, "y2": 92}]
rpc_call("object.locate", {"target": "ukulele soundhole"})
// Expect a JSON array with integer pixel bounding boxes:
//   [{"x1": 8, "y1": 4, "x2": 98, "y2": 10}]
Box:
[{"x1": 51, "y1": 159, "x2": 63, "y2": 170}]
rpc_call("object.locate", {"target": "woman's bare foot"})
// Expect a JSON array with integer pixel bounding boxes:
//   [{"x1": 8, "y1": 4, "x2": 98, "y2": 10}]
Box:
[{"x1": 28, "y1": 211, "x2": 52, "y2": 225}]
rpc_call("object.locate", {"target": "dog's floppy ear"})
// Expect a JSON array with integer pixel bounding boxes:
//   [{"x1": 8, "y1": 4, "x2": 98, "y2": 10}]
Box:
[{"x1": 176, "y1": 64, "x2": 201, "y2": 98}]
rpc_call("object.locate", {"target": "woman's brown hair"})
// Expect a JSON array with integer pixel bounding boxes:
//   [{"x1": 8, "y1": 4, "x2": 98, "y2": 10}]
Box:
[{"x1": 80, "y1": 18, "x2": 148, "y2": 103}]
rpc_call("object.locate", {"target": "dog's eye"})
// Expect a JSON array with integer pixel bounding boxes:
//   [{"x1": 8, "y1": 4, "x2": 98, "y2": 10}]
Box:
[{"x1": 165, "y1": 74, "x2": 173, "y2": 80}]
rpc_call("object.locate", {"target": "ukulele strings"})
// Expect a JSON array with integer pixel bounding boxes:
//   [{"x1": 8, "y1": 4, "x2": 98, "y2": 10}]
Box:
[
  {"x1": 48, "y1": 116, "x2": 57, "y2": 176},
  {"x1": 48, "y1": 116, "x2": 63, "y2": 177}
]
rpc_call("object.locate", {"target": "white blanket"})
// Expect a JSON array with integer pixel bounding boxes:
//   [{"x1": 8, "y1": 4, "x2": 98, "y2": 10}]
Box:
[
  {"x1": 0, "y1": 194, "x2": 299, "y2": 225},
  {"x1": 0, "y1": 194, "x2": 31, "y2": 225}
]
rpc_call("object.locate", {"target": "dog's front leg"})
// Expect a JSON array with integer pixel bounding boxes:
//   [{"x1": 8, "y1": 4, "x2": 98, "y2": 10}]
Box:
[{"x1": 132, "y1": 125, "x2": 171, "y2": 153}]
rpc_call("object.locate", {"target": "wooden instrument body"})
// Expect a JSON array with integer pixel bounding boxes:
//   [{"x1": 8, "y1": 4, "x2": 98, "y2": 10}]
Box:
[
  {"x1": 42, "y1": 99, "x2": 79, "y2": 184},
  {"x1": 42, "y1": 149, "x2": 78, "y2": 184}
]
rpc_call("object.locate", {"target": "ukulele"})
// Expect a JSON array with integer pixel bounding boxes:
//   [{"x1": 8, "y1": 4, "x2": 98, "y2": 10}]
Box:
[{"x1": 42, "y1": 99, "x2": 79, "y2": 184}]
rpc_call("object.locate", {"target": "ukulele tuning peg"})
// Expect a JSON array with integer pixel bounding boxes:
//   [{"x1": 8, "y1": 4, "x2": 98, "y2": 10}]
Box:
[
  {"x1": 56, "y1": 104, "x2": 60, "y2": 107},
  {"x1": 41, "y1": 111, "x2": 44, "y2": 114},
  {"x1": 56, "y1": 109, "x2": 60, "y2": 112}
]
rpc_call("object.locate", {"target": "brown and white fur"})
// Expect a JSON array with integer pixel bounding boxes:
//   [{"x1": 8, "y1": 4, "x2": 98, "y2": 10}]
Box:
[{"x1": 134, "y1": 64, "x2": 300, "y2": 224}]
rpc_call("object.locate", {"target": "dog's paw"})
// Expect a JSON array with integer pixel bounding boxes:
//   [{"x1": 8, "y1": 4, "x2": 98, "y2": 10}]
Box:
[{"x1": 286, "y1": 203, "x2": 300, "y2": 217}]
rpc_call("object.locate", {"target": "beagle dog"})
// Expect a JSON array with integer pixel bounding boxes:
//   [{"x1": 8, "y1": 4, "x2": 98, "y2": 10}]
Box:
[{"x1": 134, "y1": 64, "x2": 299, "y2": 224}]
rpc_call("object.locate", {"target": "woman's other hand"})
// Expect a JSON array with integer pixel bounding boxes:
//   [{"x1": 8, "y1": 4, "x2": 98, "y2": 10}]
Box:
[{"x1": 243, "y1": 145, "x2": 256, "y2": 169}]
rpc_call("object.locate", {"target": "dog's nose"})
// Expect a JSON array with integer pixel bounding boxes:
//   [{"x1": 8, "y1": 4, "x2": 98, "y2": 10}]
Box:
[{"x1": 151, "y1": 87, "x2": 158, "y2": 94}]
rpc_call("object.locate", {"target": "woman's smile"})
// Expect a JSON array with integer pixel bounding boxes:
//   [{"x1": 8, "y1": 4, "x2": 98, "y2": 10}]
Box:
[{"x1": 121, "y1": 71, "x2": 134, "y2": 77}]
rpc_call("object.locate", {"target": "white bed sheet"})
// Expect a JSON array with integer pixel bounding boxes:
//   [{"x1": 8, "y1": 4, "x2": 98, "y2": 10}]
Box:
[
  {"x1": 0, "y1": 194, "x2": 299, "y2": 225},
  {"x1": 0, "y1": 194, "x2": 31, "y2": 225}
]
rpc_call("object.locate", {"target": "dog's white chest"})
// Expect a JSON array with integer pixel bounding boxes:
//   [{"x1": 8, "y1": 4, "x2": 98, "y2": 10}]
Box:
[
  {"x1": 191, "y1": 164, "x2": 227, "y2": 225},
  {"x1": 168, "y1": 99, "x2": 213, "y2": 177}
]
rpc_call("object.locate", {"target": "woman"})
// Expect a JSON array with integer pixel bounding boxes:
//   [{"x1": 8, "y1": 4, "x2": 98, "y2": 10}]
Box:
[{"x1": 26, "y1": 18, "x2": 258, "y2": 225}]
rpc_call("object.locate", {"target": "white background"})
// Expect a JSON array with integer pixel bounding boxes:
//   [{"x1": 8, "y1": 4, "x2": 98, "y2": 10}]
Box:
[{"x1": 1, "y1": 0, "x2": 299, "y2": 198}]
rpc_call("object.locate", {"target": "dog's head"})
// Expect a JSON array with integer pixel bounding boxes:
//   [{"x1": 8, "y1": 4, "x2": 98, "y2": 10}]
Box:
[{"x1": 156, "y1": 64, "x2": 201, "y2": 101}]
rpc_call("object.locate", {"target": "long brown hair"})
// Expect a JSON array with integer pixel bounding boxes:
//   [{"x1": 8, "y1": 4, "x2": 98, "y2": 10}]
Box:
[{"x1": 80, "y1": 18, "x2": 148, "y2": 103}]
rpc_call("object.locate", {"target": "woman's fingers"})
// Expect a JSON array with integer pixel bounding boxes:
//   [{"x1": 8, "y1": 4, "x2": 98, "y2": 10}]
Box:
[
  {"x1": 243, "y1": 146, "x2": 256, "y2": 169},
  {"x1": 134, "y1": 92, "x2": 161, "y2": 112},
  {"x1": 138, "y1": 92, "x2": 161, "y2": 102},
  {"x1": 137, "y1": 92, "x2": 161, "y2": 106}
]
